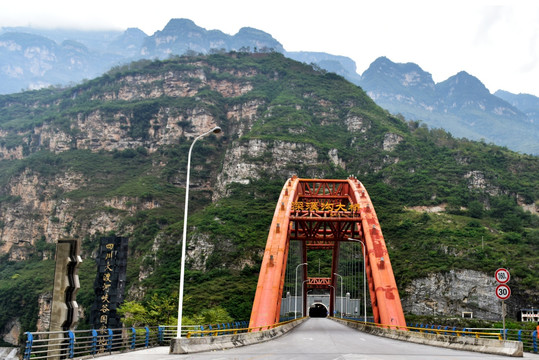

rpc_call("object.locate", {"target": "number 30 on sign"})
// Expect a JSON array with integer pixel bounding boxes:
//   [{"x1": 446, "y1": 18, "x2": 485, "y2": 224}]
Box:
[{"x1": 496, "y1": 284, "x2": 511, "y2": 300}]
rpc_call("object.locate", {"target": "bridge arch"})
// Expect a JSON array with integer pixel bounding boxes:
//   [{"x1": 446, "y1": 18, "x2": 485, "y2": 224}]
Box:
[{"x1": 249, "y1": 177, "x2": 406, "y2": 329}]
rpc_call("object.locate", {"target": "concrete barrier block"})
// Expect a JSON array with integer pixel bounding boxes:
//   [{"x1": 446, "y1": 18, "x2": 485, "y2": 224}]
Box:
[
  {"x1": 332, "y1": 319, "x2": 523, "y2": 357},
  {"x1": 170, "y1": 318, "x2": 307, "y2": 354}
]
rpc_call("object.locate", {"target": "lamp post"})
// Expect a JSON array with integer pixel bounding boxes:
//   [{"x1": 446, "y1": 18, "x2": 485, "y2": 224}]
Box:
[
  {"x1": 348, "y1": 238, "x2": 367, "y2": 323},
  {"x1": 306, "y1": 290, "x2": 313, "y2": 316},
  {"x1": 301, "y1": 279, "x2": 309, "y2": 317},
  {"x1": 176, "y1": 126, "x2": 222, "y2": 339},
  {"x1": 334, "y1": 273, "x2": 343, "y2": 318},
  {"x1": 328, "y1": 285, "x2": 336, "y2": 317},
  {"x1": 287, "y1": 291, "x2": 291, "y2": 318},
  {"x1": 295, "y1": 263, "x2": 307, "y2": 319}
]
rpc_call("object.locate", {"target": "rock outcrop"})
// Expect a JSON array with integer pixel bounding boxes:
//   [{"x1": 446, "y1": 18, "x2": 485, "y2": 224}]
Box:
[{"x1": 402, "y1": 270, "x2": 500, "y2": 320}]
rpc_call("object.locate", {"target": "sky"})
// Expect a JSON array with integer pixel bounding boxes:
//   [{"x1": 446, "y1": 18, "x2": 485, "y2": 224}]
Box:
[{"x1": 1, "y1": 0, "x2": 538, "y2": 97}]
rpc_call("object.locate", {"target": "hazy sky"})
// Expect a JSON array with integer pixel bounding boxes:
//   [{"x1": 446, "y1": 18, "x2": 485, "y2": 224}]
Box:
[{"x1": 1, "y1": 0, "x2": 538, "y2": 96}]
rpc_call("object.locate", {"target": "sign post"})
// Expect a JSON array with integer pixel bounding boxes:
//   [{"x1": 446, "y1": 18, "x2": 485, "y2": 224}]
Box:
[{"x1": 495, "y1": 268, "x2": 511, "y2": 340}]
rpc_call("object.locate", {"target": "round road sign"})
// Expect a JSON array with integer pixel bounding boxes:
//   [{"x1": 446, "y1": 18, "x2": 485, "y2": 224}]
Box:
[
  {"x1": 495, "y1": 268, "x2": 510, "y2": 284},
  {"x1": 496, "y1": 284, "x2": 511, "y2": 300}
]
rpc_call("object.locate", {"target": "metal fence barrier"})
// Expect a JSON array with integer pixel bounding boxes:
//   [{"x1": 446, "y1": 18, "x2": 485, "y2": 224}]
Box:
[
  {"x1": 340, "y1": 318, "x2": 538, "y2": 354},
  {"x1": 402, "y1": 322, "x2": 537, "y2": 353},
  {"x1": 22, "y1": 321, "x2": 249, "y2": 359},
  {"x1": 185, "y1": 318, "x2": 298, "y2": 338},
  {"x1": 22, "y1": 320, "x2": 537, "y2": 358}
]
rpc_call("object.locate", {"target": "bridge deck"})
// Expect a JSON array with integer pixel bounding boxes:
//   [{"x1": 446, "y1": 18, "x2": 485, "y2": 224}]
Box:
[{"x1": 102, "y1": 318, "x2": 539, "y2": 359}]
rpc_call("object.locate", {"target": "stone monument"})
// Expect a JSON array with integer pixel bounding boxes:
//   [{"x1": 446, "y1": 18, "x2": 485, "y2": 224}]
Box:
[{"x1": 48, "y1": 238, "x2": 82, "y2": 359}]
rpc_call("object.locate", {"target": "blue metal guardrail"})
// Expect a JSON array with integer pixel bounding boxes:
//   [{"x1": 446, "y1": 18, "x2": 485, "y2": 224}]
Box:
[
  {"x1": 23, "y1": 321, "x2": 248, "y2": 359},
  {"x1": 22, "y1": 320, "x2": 537, "y2": 357},
  {"x1": 404, "y1": 322, "x2": 538, "y2": 353}
]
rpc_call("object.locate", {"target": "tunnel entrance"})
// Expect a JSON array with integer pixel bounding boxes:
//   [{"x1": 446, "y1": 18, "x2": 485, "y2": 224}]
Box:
[{"x1": 309, "y1": 302, "x2": 329, "y2": 318}]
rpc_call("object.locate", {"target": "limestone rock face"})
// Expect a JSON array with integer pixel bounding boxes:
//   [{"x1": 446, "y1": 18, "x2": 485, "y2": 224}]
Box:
[
  {"x1": 1, "y1": 318, "x2": 21, "y2": 346},
  {"x1": 36, "y1": 293, "x2": 52, "y2": 332},
  {"x1": 382, "y1": 133, "x2": 403, "y2": 151},
  {"x1": 401, "y1": 270, "x2": 500, "y2": 320},
  {"x1": 464, "y1": 171, "x2": 500, "y2": 196},
  {"x1": 215, "y1": 139, "x2": 320, "y2": 199}
]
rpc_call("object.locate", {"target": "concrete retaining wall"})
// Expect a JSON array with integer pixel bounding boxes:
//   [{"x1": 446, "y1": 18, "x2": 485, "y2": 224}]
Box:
[
  {"x1": 332, "y1": 318, "x2": 523, "y2": 357},
  {"x1": 170, "y1": 318, "x2": 307, "y2": 354}
]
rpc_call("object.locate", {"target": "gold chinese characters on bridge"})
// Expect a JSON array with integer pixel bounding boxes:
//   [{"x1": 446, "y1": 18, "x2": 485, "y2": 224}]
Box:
[{"x1": 291, "y1": 202, "x2": 360, "y2": 213}]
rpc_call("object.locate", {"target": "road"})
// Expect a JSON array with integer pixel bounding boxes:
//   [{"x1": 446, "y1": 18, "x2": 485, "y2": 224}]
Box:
[{"x1": 106, "y1": 318, "x2": 539, "y2": 359}]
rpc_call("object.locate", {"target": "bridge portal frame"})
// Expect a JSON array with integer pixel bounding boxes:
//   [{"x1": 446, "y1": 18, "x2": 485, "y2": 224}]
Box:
[{"x1": 249, "y1": 177, "x2": 406, "y2": 329}]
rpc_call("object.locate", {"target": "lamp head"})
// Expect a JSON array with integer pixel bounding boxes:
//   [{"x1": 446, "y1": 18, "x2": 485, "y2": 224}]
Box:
[{"x1": 212, "y1": 126, "x2": 222, "y2": 134}]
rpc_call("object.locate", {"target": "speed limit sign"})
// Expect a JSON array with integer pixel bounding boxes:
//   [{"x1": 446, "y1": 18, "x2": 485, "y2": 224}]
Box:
[
  {"x1": 496, "y1": 284, "x2": 511, "y2": 300},
  {"x1": 495, "y1": 268, "x2": 510, "y2": 284}
]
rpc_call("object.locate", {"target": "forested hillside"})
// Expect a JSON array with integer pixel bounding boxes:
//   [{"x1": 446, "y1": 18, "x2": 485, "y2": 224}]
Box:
[{"x1": 0, "y1": 53, "x2": 537, "y2": 344}]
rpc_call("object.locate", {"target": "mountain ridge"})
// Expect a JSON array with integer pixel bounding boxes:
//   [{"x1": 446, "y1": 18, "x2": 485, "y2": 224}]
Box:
[
  {"x1": 0, "y1": 19, "x2": 538, "y2": 155},
  {"x1": 358, "y1": 57, "x2": 538, "y2": 154}
]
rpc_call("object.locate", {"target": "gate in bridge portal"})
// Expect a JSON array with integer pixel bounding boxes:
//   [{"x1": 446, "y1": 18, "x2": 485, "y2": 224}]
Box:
[{"x1": 249, "y1": 177, "x2": 406, "y2": 329}]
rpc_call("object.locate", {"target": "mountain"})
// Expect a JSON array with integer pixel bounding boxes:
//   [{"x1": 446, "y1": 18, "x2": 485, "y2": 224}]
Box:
[
  {"x1": 494, "y1": 90, "x2": 539, "y2": 125},
  {"x1": 285, "y1": 51, "x2": 362, "y2": 84},
  {"x1": 0, "y1": 26, "x2": 123, "y2": 51},
  {"x1": 358, "y1": 56, "x2": 437, "y2": 110},
  {"x1": 0, "y1": 53, "x2": 537, "y2": 344},
  {"x1": 106, "y1": 27, "x2": 148, "y2": 58},
  {"x1": 0, "y1": 31, "x2": 123, "y2": 93},
  {"x1": 2, "y1": 19, "x2": 538, "y2": 155},
  {"x1": 0, "y1": 19, "x2": 285, "y2": 95},
  {"x1": 140, "y1": 19, "x2": 284, "y2": 58},
  {"x1": 358, "y1": 57, "x2": 539, "y2": 154}
]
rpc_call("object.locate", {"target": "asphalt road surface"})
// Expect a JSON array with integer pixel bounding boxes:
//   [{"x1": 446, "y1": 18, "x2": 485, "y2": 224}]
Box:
[{"x1": 105, "y1": 318, "x2": 539, "y2": 359}]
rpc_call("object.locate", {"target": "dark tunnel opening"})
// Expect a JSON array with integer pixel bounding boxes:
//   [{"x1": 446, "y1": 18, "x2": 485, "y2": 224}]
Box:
[{"x1": 308, "y1": 303, "x2": 328, "y2": 318}]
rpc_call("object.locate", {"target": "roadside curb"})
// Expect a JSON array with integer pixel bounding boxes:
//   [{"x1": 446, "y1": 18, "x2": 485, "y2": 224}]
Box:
[{"x1": 331, "y1": 318, "x2": 523, "y2": 357}]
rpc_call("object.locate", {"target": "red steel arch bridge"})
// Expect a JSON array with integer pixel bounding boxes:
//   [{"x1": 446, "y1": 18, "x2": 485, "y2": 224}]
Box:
[{"x1": 249, "y1": 176, "x2": 406, "y2": 329}]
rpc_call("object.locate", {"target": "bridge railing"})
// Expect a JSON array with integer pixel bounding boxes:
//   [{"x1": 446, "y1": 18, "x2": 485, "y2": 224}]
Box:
[
  {"x1": 23, "y1": 327, "x2": 161, "y2": 360},
  {"x1": 185, "y1": 318, "x2": 302, "y2": 338},
  {"x1": 22, "y1": 322, "x2": 249, "y2": 359},
  {"x1": 337, "y1": 318, "x2": 538, "y2": 353},
  {"x1": 405, "y1": 324, "x2": 538, "y2": 353}
]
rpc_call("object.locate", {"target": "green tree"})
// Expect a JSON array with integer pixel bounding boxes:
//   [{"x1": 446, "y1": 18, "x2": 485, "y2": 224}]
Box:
[
  {"x1": 468, "y1": 201, "x2": 483, "y2": 219},
  {"x1": 145, "y1": 292, "x2": 178, "y2": 326},
  {"x1": 117, "y1": 301, "x2": 148, "y2": 327},
  {"x1": 500, "y1": 213, "x2": 522, "y2": 232},
  {"x1": 183, "y1": 307, "x2": 233, "y2": 326}
]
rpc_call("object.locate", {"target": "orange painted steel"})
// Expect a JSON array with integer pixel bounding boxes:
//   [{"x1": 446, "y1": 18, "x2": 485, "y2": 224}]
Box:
[
  {"x1": 249, "y1": 177, "x2": 406, "y2": 329},
  {"x1": 249, "y1": 176, "x2": 300, "y2": 329},
  {"x1": 348, "y1": 177, "x2": 406, "y2": 328}
]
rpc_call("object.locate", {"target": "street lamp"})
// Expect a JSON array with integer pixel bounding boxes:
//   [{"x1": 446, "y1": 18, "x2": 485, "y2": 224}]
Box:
[
  {"x1": 301, "y1": 279, "x2": 309, "y2": 317},
  {"x1": 328, "y1": 285, "x2": 336, "y2": 317},
  {"x1": 334, "y1": 273, "x2": 343, "y2": 318},
  {"x1": 295, "y1": 263, "x2": 307, "y2": 319},
  {"x1": 286, "y1": 291, "x2": 291, "y2": 318},
  {"x1": 176, "y1": 126, "x2": 222, "y2": 338},
  {"x1": 348, "y1": 238, "x2": 367, "y2": 323}
]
